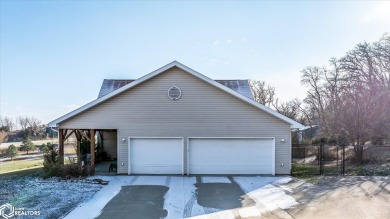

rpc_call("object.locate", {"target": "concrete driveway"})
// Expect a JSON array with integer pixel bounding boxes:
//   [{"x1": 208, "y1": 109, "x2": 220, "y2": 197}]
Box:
[
  {"x1": 64, "y1": 175, "x2": 297, "y2": 219},
  {"x1": 287, "y1": 176, "x2": 390, "y2": 219}
]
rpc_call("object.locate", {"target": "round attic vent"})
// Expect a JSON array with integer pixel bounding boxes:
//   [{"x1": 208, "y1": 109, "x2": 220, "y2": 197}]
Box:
[{"x1": 168, "y1": 86, "x2": 182, "y2": 100}]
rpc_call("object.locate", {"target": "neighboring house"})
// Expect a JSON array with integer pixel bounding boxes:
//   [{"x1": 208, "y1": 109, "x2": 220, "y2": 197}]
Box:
[
  {"x1": 297, "y1": 125, "x2": 319, "y2": 143},
  {"x1": 49, "y1": 61, "x2": 302, "y2": 175}
]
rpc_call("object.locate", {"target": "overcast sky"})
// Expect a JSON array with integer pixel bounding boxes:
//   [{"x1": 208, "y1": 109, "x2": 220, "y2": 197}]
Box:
[{"x1": 1, "y1": 1, "x2": 389, "y2": 123}]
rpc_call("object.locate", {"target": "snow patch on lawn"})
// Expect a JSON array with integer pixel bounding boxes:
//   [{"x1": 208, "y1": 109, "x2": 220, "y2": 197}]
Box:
[{"x1": 0, "y1": 175, "x2": 101, "y2": 219}]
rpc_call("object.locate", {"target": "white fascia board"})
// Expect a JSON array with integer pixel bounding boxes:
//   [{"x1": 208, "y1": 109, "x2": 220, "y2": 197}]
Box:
[{"x1": 49, "y1": 61, "x2": 304, "y2": 129}]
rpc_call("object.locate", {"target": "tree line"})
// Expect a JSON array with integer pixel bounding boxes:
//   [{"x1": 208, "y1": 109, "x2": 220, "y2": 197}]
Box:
[
  {"x1": 250, "y1": 34, "x2": 390, "y2": 163},
  {"x1": 0, "y1": 116, "x2": 57, "y2": 143}
]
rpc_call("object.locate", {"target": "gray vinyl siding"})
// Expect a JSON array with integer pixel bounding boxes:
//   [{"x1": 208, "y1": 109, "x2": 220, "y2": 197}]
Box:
[{"x1": 59, "y1": 67, "x2": 292, "y2": 174}]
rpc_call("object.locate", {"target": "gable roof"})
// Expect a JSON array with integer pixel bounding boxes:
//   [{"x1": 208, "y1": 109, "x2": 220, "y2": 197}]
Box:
[
  {"x1": 49, "y1": 61, "x2": 303, "y2": 129},
  {"x1": 98, "y1": 79, "x2": 254, "y2": 100},
  {"x1": 98, "y1": 79, "x2": 135, "y2": 98}
]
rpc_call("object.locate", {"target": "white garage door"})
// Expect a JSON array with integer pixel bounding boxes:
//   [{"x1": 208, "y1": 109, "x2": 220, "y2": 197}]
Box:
[
  {"x1": 129, "y1": 138, "x2": 183, "y2": 174},
  {"x1": 188, "y1": 138, "x2": 275, "y2": 175}
]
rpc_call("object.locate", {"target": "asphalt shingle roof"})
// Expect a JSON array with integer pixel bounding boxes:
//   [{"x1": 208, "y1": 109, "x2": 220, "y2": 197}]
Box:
[{"x1": 97, "y1": 79, "x2": 254, "y2": 100}]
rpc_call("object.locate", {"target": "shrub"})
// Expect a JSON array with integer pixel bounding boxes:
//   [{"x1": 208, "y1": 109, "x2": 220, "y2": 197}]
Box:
[
  {"x1": 20, "y1": 138, "x2": 36, "y2": 154},
  {"x1": 322, "y1": 146, "x2": 339, "y2": 160},
  {"x1": 43, "y1": 145, "x2": 60, "y2": 177},
  {"x1": 43, "y1": 143, "x2": 83, "y2": 178},
  {"x1": 371, "y1": 136, "x2": 386, "y2": 145},
  {"x1": 40, "y1": 143, "x2": 49, "y2": 153},
  {"x1": 5, "y1": 144, "x2": 19, "y2": 160}
]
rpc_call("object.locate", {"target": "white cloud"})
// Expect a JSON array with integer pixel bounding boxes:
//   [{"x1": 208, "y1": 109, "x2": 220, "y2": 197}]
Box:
[
  {"x1": 362, "y1": 2, "x2": 390, "y2": 23},
  {"x1": 225, "y1": 39, "x2": 233, "y2": 44},
  {"x1": 241, "y1": 38, "x2": 247, "y2": 42},
  {"x1": 213, "y1": 40, "x2": 220, "y2": 46}
]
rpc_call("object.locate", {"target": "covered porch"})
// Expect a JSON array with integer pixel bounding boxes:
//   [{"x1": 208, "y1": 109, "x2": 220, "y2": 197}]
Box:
[{"x1": 58, "y1": 129, "x2": 118, "y2": 175}]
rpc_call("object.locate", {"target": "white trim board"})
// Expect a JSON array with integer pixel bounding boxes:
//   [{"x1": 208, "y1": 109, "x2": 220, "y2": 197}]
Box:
[{"x1": 49, "y1": 61, "x2": 303, "y2": 129}]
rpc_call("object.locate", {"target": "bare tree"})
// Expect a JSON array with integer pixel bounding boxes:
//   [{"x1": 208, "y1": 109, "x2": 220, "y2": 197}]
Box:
[
  {"x1": 249, "y1": 80, "x2": 312, "y2": 126},
  {"x1": 249, "y1": 79, "x2": 276, "y2": 107},
  {"x1": 0, "y1": 116, "x2": 12, "y2": 143},
  {"x1": 301, "y1": 66, "x2": 330, "y2": 135},
  {"x1": 27, "y1": 116, "x2": 41, "y2": 131},
  {"x1": 273, "y1": 99, "x2": 300, "y2": 121},
  {"x1": 2, "y1": 116, "x2": 15, "y2": 132},
  {"x1": 300, "y1": 34, "x2": 390, "y2": 164},
  {"x1": 17, "y1": 116, "x2": 30, "y2": 131}
]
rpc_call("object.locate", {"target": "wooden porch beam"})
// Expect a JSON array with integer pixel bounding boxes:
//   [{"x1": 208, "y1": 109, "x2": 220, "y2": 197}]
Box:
[
  {"x1": 63, "y1": 129, "x2": 68, "y2": 139},
  {"x1": 64, "y1": 130, "x2": 75, "y2": 142},
  {"x1": 80, "y1": 130, "x2": 91, "y2": 142},
  {"x1": 75, "y1": 130, "x2": 82, "y2": 141}
]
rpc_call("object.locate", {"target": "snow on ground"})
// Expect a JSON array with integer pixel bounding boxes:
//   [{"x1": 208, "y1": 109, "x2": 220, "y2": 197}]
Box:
[
  {"x1": 234, "y1": 176, "x2": 298, "y2": 212},
  {"x1": 201, "y1": 176, "x2": 231, "y2": 183},
  {"x1": 131, "y1": 175, "x2": 168, "y2": 185},
  {"x1": 64, "y1": 176, "x2": 134, "y2": 219},
  {"x1": 163, "y1": 176, "x2": 197, "y2": 219},
  {"x1": 0, "y1": 175, "x2": 101, "y2": 219},
  {"x1": 188, "y1": 176, "x2": 298, "y2": 219},
  {"x1": 65, "y1": 176, "x2": 298, "y2": 219}
]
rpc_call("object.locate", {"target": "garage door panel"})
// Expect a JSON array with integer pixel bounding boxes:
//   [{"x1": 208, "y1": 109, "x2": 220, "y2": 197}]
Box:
[
  {"x1": 129, "y1": 138, "x2": 182, "y2": 174},
  {"x1": 189, "y1": 138, "x2": 274, "y2": 174}
]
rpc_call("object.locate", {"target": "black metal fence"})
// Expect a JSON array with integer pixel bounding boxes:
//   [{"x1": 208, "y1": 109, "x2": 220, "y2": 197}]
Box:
[{"x1": 292, "y1": 144, "x2": 390, "y2": 176}]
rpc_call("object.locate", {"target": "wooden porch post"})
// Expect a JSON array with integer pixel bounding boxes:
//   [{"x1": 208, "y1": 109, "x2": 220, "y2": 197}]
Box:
[
  {"x1": 75, "y1": 130, "x2": 82, "y2": 170},
  {"x1": 90, "y1": 129, "x2": 95, "y2": 175},
  {"x1": 59, "y1": 129, "x2": 64, "y2": 164}
]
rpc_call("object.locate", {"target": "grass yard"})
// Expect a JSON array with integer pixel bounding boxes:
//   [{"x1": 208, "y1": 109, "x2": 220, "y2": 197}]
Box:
[
  {"x1": 291, "y1": 163, "x2": 320, "y2": 184},
  {"x1": 0, "y1": 166, "x2": 101, "y2": 219},
  {"x1": 292, "y1": 163, "x2": 320, "y2": 176},
  {"x1": 0, "y1": 167, "x2": 43, "y2": 179},
  {"x1": 0, "y1": 159, "x2": 43, "y2": 174},
  {"x1": 0, "y1": 139, "x2": 58, "y2": 149},
  {"x1": 292, "y1": 163, "x2": 341, "y2": 175},
  {"x1": 292, "y1": 163, "x2": 341, "y2": 184}
]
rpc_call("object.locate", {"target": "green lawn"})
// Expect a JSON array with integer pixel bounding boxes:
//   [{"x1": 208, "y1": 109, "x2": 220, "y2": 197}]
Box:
[
  {"x1": 292, "y1": 162, "x2": 342, "y2": 184},
  {"x1": 292, "y1": 163, "x2": 341, "y2": 176},
  {"x1": 0, "y1": 139, "x2": 59, "y2": 151},
  {"x1": 292, "y1": 163, "x2": 321, "y2": 184},
  {"x1": 292, "y1": 163, "x2": 320, "y2": 176},
  {"x1": 0, "y1": 167, "x2": 43, "y2": 178},
  {"x1": 0, "y1": 159, "x2": 43, "y2": 174}
]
